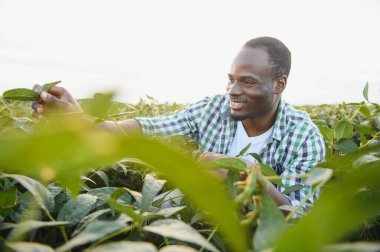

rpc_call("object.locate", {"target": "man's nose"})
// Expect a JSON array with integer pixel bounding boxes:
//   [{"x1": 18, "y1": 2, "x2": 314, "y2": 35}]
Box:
[{"x1": 226, "y1": 81, "x2": 243, "y2": 96}]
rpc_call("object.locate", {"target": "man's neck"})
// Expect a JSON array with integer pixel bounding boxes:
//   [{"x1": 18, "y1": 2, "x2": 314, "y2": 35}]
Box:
[{"x1": 241, "y1": 102, "x2": 279, "y2": 137}]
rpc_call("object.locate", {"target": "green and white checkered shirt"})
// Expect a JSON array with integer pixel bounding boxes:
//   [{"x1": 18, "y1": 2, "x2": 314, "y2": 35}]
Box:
[{"x1": 135, "y1": 94, "x2": 325, "y2": 207}]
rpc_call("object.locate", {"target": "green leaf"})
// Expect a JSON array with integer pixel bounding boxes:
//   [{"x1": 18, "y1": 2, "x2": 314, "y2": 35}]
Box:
[
  {"x1": 248, "y1": 153, "x2": 262, "y2": 163},
  {"x1": 5, "y1": 242, "x2": 55, "y2": 252},
  {"x1": 2, "y1": 88, "x2": 40, "y2": 101},
  {"x1": 88, "y1": 187, "x2": 131, "y2": 206},
  {"x1": 107, "y1": 198, "x2": 142, "y2": 222},
  {"x1": 226, "y1": 170, "x2": 241, "y2": 198},
  {"x1": 253, "y1": 190, "x2": 288, "y2": 250},
  {"x1": 323, "y1": 242, "x2": 380, "y2": 252},
  {"x1": 7, "y1": 220, "x2": 68, "y2": 241},
  {"x1": 143, "y1": 219, "x2": 219, "y2": 252},
  {"x1": 56, "y1": 220, "x2": 127, "y2": 252},
  {"x1": 237, "y1": 143, "x2": 251, "y2": 156},
  {"x1": 275, "y1": 156, "x2": 380, "y2": 252},
  {"x1": 305, "y1": 168, "x2": 333, "y2": 186},
  {"x1": 72, "y1": 208, "x2": 111, "y2": 237},
  {"x1": 282, "y1": 184, "x2": 305, "y2": 195},
  {"x1": 1, "y1": 174, "x2": 54, "y2": 212},
  {"x1": 111, "y1": 187, "x2": 138, "y2": 202},
  {"x1": 359, "y1": 104, "x2": 371, "y2": 118},
  {"x1": 318, "y1": 125, "x2": 334, "y2": 142},
  {"x1": 154, "y1": 206, "x2": 186, "y2": 218},
  {"x1": 258, "y1": 163, "x2": 283, "y2": 186},
  {"x1": 42, "y1": 81, "x2": 61, "y2": 92},
  {"x1": 159, "y1": 245, "x2": 198, "y2": 252},
  {"x1": 80, "y1": 93, "x2": 114, "y2": 119},
  {"x1": 363, "y1": 81, "x2": 369, "y2": 102},
  {"x1": 85, "y1": 241, "x2": 157, "y2": 252},
  {"x1": 0, "y1": 123, "x2": 248, "y2": 252},
  {"x1": 206, "y1": 158, "x2": 247, "y2": 171},
  {"x1": 334, "y1": 120, "x2": 353, "y2": 139},
  {"x1": 140, "y1": 174, "x2": 166, "y2": 213},
  {"x1": 333, "y1": 138, "x2": 359, "y2": 154},
  {"x1": 0, "y1": 188, "x2": 17, "y2": 208},
  {"x1": 57, "y1": 194, "x2": 97, "y2": 227},
  {"x1": 94, "y1": 170, "x2": 109, "y2": 187},
  {"x1": 143, "y1": 206, "x2": 187, "y2": 221},
  {"x1": 354, "y1": 125, "x2": 376, "y2": 136},
  {"x1": 353, "y1": 152, "x2": 380, "y2": 167}
]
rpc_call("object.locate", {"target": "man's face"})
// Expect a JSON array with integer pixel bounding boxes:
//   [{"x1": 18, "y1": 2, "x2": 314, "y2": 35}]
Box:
[{"x1": 226, "y1": 47, "x2": 280, "y2": 121}]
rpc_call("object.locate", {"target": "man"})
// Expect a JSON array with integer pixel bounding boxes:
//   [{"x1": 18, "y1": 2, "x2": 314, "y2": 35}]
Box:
[{"x1": 32, "y1": 37, "x2": 325, "y2": 210}]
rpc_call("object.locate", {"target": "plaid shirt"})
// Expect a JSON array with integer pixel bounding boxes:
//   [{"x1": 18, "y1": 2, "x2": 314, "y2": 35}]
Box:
[{"x1": 135, "y1": 94, "x2": 325, "y2": 208}]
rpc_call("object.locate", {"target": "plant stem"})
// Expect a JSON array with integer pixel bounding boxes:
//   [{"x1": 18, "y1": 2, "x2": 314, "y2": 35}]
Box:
[
  {"x1": 285, "y1": 182, "x2": 324, "y2": 221},
  {"x1": 45, "y1": 209, "x2": 69, "y2": 242},
  {"x1": 0, "y1": 98, "x2": 13, "y2": 114},
  {"x1": 112, "y1": 118, "x2": 128, "y2": 135},
  {"x1": 265, "y1": 174, "x2": 308, "y2": 181},
  {"x1": 199, "y1": 226, "x2": 218, "y2": 252}
]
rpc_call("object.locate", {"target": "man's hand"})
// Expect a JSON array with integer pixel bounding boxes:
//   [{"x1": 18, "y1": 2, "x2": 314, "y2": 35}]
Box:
[
  {"x1": 198, "y1": 152, "x2": 290, "y2": 207},
  {"x1": 197, "y1": 152, "x2": 251, "y2": 181},
  {"x1": 31, "y1": 85, "x2": 82, "y2": 118}
]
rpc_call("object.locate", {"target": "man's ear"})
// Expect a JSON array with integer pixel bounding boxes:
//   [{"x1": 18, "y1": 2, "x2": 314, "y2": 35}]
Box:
[{"x1": 274, "y1": 76, "x2": 287, "y2": 94}]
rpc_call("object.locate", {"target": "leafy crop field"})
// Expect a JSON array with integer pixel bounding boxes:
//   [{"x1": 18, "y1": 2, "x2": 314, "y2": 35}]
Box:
[{"x1": 0, "y1": 84, "x2": 379, "y2": 252}]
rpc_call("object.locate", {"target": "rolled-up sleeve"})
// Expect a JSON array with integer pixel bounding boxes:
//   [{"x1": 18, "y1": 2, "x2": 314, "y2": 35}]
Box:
[{"x1": 134, "y1": 97, "x2": 210, "y2": 141}]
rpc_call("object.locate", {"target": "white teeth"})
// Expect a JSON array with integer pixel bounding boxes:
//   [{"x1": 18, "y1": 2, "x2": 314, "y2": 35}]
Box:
[{"x1": 230, "y1": 101, "x2": 245, "y2": 109}]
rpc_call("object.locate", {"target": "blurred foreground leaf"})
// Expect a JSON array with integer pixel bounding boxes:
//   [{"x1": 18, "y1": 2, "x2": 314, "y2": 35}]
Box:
[
  {"x1": 275, "y1": 147, "x2": 380, "y2": 252},
  {"x1": 0, "y1": 114, "x2": 248, "y2": 251},
  {"x1": 253, "y1": 190, "x2": 288, "y2": 250}
]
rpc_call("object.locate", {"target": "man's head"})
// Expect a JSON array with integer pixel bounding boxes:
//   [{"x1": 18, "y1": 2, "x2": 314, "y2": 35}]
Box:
[
  {"x1": 244, "y1": 37, "x2": 291, "y2": 79},
  {"x1": 226, "y1": 37, "x2": 291, "y2": 121}
]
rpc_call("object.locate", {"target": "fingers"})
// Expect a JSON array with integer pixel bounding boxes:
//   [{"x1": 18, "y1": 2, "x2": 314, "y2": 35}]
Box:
[
  {"x1": 31, "y1": 102, "x2": 44, "y2": 119},
  {"x1": 40, "y1": 91, "x2": 63, "y2": 106},
  {"x1": 47, "y1": 86, "x2": 67, "y2": 98},
  {"x1": 40, "y1": 90, "x2": 76, "y2": 113},
  {"x1": 32, "y1": 84, "x2": 43, "y2": 93}
]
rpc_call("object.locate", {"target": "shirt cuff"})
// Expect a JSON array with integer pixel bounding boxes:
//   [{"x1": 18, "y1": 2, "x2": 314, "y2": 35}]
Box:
[{"x1": 133, "y1": 117, "x2": 154, "y2": 136}]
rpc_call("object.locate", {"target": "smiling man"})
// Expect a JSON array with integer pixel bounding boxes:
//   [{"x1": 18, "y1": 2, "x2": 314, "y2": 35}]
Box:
[{"x1": 32, "y1": 37, "x2": 325, "y2": 210}]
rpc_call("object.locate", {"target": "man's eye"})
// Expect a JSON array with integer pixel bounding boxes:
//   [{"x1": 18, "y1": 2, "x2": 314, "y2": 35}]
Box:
[{"x1": 244, "y1": 81, "x2": 257, "y2": 85}]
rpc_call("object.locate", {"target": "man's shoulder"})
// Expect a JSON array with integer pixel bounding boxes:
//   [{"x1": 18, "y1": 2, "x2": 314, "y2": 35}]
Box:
[
  {"x1": 281, "y1": 101, "x2": 320, "y2": 136},
  {"x1": 187, "y1": 94, "x2": 228, "y2": 111},
  {"x1": 283, "y1": 102, "x2": 311, "y2": 122},
  {"x1": 196, "y1": 94, "x2": 228, "y2": 104}
]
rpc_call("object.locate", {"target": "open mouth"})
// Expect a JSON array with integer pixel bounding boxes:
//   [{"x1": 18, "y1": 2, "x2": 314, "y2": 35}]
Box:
[{"x1": 230, "y1": 101, "x2": 246, "y2": 110}]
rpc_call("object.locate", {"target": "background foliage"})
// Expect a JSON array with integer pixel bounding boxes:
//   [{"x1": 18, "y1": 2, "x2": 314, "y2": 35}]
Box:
[{"x1": 0, "y1": 84, "x2": 380, "y2": 252}]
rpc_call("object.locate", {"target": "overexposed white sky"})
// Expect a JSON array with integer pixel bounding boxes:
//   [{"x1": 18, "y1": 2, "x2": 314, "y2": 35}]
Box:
[{"x1": 1, "y1": 0, "x2": 379, "y2": 105}]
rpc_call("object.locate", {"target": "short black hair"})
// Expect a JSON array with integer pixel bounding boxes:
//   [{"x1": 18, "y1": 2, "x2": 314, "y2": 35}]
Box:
[{"x1": 244, "y1": 37, "x2": 291, "y2": 79}]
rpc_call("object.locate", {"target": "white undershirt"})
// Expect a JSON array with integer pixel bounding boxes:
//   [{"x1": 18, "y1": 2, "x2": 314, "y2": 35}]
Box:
[{"x1": 227, "y1": 121, "x2": 274, "y2": 163}]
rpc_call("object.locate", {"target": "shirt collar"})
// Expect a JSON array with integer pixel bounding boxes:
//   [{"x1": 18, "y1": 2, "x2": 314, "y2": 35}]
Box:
[
  {"x1": 272, "y1": 99, "x2": 287, "y2": 141},
  {"x1": 221, "y1": 95, "x2": 287, "y2": 141},
  {"x1": 221, "y1": 95, "x2": 231, "y2": 120}
]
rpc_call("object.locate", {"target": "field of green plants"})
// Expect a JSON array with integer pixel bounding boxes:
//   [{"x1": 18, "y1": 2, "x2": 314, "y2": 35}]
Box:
[{"x1": 0, "y1": 83, "x2": 379, "y2": 252}]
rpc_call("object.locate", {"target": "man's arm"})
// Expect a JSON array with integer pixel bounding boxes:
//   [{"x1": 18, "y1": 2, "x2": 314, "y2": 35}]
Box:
[
  {"x1": 32, "y1": 85, "x2": 143, "y2": 136},
  {"x1": 95, "y1": 119, "x2": 143, "y2": 136}
]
